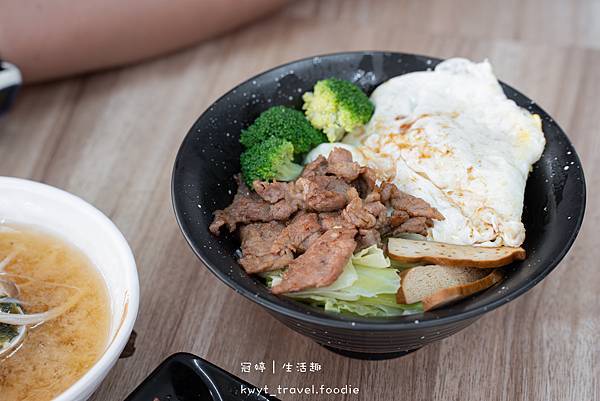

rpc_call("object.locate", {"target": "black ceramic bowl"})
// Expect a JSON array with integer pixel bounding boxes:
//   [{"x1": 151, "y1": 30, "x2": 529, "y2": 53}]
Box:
[{"x1": 172, "y1": 52, "x2": 586, "y2": 359}]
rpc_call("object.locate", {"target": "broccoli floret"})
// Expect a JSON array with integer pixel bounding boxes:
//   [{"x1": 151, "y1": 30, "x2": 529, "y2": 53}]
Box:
[
  {"x1": 240, "y1": 136, "x2": 303, "y2": 186},
  {"x1": 240, "y1": 106, "x2": 326, "y2": 154},
  {"x1": 302, "y1": 78, "x2": 374, "y2": 142}
]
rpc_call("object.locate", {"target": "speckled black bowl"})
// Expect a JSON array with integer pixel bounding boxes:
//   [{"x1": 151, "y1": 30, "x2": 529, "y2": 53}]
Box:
[{"x1": 172, "y1": 52, "x2": 586, "y2": 359}]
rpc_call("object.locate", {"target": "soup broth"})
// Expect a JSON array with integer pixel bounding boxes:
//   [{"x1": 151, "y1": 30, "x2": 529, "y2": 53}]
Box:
[{"x1": 0, "y1": 225, "x2": 110, "y2": 401}]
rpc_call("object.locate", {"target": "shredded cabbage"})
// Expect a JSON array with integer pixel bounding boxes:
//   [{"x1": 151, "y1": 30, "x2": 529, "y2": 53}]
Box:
[
  {"x1": 312, "y1": 294, "x2": 423, "y2": 317},
  {"x1": 262, "y1": 245, "x2": 423, "y2": 317},
  {"x1": 352, "y1": 245, "x2": 390, "y2": 268}
]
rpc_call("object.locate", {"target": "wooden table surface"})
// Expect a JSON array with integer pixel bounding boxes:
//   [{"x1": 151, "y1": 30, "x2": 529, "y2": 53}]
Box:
[{"x1": 1, "y1": 1, "x2": 599, "y2": 400}]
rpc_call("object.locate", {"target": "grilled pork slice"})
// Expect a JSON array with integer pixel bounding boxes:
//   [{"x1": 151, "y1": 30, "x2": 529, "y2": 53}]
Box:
[
  {"x1": 271, "y1": 228, "x2": 357, "y2": 294},
  {"x1": 396, "y1": 265, "x2": 503, "y2": 310},
  {"x1": 387, "y1": 238, "x2": 526, "y2": 268}
]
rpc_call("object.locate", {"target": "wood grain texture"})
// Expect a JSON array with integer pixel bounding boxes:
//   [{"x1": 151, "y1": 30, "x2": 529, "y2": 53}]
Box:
[{"x1": 1, "y1": 1, "x2": 599, "y2": 400}]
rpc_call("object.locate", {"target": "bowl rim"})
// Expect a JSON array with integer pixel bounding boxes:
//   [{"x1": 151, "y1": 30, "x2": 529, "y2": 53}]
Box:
[
  {"x1": 172, "y1": 50, "x2": 587, "y2": 331},
  {"x1": 0, "y1": 176, "x2": 140, "y2": 400}
]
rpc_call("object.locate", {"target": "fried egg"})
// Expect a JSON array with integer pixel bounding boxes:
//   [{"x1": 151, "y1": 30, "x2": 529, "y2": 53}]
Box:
[{"x1": 361, "y1": 58, "x2": 545, "y2": 247}]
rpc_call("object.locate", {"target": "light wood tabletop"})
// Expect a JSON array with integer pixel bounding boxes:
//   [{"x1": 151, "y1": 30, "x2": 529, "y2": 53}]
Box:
[{"x1": 1, "y1": 0, "x2": 599, "y2": 400}]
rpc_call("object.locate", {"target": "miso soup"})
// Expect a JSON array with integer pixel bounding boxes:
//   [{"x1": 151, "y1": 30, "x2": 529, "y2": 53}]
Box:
[{"x1": 0, "y1": 224, "x2": 110, "y2": 401}]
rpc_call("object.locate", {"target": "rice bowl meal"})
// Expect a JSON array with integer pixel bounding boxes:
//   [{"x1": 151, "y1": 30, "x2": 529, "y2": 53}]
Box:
[{"x1": 208, "y1": 58, "x2": 545, "y2": 317}]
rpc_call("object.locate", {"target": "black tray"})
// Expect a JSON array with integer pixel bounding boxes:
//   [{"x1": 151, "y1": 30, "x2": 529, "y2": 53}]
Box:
[{"x1": 125, "y1": 353, "x2": 281, "y2": 401}]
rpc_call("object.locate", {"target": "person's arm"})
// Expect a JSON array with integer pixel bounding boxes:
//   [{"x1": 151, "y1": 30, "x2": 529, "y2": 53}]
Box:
[{"x1": 0, "y1": 0, "x2": 288, "y2": 83}]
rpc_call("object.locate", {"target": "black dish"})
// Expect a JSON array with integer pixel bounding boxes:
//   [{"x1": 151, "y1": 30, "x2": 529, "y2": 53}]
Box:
[
  {"x1": 172, "y1": 52, "x2": 586, "y2": 359},
  {"x1": 124, "y1": 353, "x2": 280, "y2": 401}
]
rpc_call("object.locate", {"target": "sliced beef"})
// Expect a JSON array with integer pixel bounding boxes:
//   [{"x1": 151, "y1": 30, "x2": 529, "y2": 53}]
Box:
[
  {"x1": 342, "y1": 197, "x2": 377, "y2": 229},
  {"x1": 341, "y1": 190, "x2": 388, "y2": 230},
  {"x1": 210, "y1": 195, "x2": 297, "y2": 234},
  {"x1": 363, "y1": 190, "x2": 381, "y2": 203},
  {"x1": 253, "y1": 175, "x2": 354, "y2": 213},
  {"x1": 353, "y1": 166, "x2": 378, "y2": 197},
  {"x1": 364, "y1": 200, "x2": 389, "y2": 228},
  {"x1": 318, "y1": 211, "x2": 354, "y2": 230},
  {"x1": 326, "y1": 148, "x2": 361, "y2": 181},
  {"x1": 391, "y1": 216, "x2": 432, "y2": 237},
  {"x1": 391, "y1": 193, "x2": 443, "y2": 220},
  {"x1": 380, "y1": 182, "x2": 444, "y2": 221},
  {"x1": 297, "y1": 232, "x2": 322, "y2": 253},
  {"x1": 252, "y1": 181, "x2": 290, "y2": 203},
  {"x1": 301, "y1": 155, "x2": 328, "y2": 178},
  {"x1": 379, "y1": 182, "x2": 396, "y2": 203},
  {"x1": 296, "y1": 176, "x2": 351, "y2": 212},
  {"x1": 272, "y1": 213, "x2": 322, "y2": 255},
  {"x1": 210, "y1": 177, "x2": 297, "y2": 234},
  {"x1": 210, "y1": 150, "x2": 448, "y2": 294},
  {"x1": 357, "y1": 228, "x2": 382, "y2": 250},
  {"x1": 238, "y1": 222, "x2": 293, "y2": 273},
  {"x1": 271, "y1": 228, "x2": 357, "y2": 294},
  {"x1": 389, "y1": 210, "x2": 410, "y2": 227}
]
